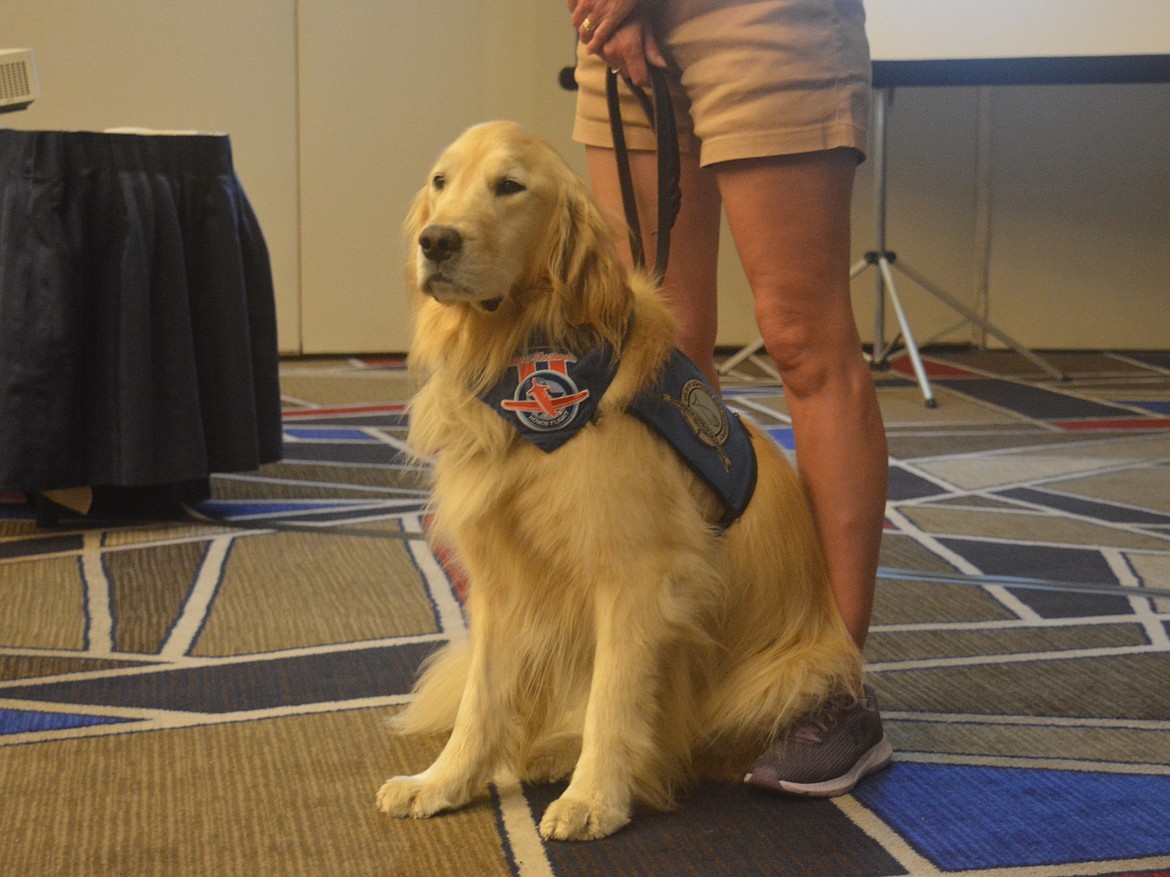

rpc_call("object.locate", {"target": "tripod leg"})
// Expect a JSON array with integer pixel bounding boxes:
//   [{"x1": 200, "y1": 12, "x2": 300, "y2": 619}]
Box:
[
  {"x1": 717, "y1": 336, "x2": 767, "y2": 375},
  {"x1": 895, "y1": 260, "x2": 1067, "y2": 381},
  {"x1": 878, "y1": 256, "x2": 937, "y2": 408}
]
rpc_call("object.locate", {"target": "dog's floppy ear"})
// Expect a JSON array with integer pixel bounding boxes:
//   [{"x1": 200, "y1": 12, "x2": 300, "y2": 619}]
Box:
[{"x1": 547, "y1": 175, "x2": 632, "y2": 337}]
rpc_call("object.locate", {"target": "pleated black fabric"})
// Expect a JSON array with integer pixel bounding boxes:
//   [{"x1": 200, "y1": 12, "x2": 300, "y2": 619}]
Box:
[{"x1": 0, "y1": 129, "x2": 282, "y2": 491}]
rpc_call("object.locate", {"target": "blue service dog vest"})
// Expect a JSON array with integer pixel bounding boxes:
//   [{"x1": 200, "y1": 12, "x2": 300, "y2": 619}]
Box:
[{"x1": 480, "y1": 346, "x2": 757, "y2": 527}]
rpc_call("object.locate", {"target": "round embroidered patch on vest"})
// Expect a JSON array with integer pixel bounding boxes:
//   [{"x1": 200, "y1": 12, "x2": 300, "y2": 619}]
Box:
[
  {"x1": 663, "y1": 378, "x2": 733, "y2": 471},
  {"x1": 479, "y1": 347, "x2": 618, "y2": 453},
  {"x1": 500, "y1": 364, "x2": 591, "y2": 433}
]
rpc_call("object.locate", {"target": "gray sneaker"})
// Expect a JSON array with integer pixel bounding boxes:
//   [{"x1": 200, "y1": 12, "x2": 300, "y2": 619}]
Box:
[{"x1": 744, "y1": 685, "x2": 892, "y2": 797}]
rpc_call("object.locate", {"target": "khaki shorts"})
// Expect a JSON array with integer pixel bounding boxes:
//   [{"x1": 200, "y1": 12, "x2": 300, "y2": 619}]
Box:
[{"x1": 572, "y1": 0, "x2": 871, "y2": 166}]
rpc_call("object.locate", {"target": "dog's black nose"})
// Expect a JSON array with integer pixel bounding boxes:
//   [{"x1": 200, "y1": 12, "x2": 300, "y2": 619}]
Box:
[{"x1": 419, "y1": 225, "x2": 463, "y2": 264}]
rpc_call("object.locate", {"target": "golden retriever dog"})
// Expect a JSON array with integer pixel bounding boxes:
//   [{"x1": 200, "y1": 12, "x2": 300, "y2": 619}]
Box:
[{"x1": 376, "y1": 121, "x2": 861, "y2": 841}]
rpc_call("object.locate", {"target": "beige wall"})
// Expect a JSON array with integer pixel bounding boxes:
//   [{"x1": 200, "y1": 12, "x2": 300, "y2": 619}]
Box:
[{"x1": 5, "y1": 2, "x2": 1169, "y2": 354}]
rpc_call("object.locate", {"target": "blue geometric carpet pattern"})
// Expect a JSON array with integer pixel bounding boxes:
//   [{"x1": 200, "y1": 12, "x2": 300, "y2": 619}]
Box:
[{"x1": 1, "y1": 351, "x2": 1169, "y2": 876}]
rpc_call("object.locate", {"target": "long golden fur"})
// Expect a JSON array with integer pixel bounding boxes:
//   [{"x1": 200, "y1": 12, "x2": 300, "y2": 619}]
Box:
[{"x1": 376, "y1": 121, "x2": 861, "y2": 841}]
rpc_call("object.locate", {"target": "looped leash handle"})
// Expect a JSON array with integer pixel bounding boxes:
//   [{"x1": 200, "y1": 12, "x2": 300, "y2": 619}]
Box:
[{"x1": 605, "y1": 66, "x2": 681, "y2": 283}]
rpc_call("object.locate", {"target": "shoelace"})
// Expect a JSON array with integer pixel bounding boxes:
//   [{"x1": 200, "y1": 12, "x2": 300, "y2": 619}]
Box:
[{"x1": 788, "y1": 693, "x2": 864, "y2": 744}]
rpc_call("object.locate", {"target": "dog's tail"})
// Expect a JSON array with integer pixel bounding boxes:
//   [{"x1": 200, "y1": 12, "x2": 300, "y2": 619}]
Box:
[
  {"x1": 390, "y1": 639, "x2": 470, "y2": 735},
  {"x1": 699, "y1": 630, "x2": 860, "y2": 748}
]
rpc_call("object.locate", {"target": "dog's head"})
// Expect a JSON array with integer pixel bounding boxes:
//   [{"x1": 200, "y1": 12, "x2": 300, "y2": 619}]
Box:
[{"x1": 405, "y1": 122, "x2": 631, "y2": 356}]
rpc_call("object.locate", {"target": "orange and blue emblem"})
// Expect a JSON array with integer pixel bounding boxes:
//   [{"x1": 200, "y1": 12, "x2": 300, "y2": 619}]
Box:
[
  {"x1": 500, "y1": 353, "x2": 593, "y2": 433},
  {"x1": 481, "y1": 346, "x2": 618, "y2": 452}
]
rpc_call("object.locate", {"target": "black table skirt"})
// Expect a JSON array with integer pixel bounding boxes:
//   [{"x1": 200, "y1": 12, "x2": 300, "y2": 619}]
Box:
[{"x1": 0, "y1": 129, "x2": 282, "y2": 492}]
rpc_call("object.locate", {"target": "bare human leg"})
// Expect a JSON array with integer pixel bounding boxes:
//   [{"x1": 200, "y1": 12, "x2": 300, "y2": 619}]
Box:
[{"x1": 713, "y1": 149, "x2": 886, "y2": 649}]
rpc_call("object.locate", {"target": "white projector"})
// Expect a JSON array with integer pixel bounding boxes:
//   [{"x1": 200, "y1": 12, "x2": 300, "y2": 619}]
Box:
[{"x1": 0, "y1": 49, "x2": 39, "y2": 113}]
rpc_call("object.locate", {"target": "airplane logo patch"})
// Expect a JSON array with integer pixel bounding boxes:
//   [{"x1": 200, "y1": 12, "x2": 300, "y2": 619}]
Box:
[
  {"x1": 500, "y1": 354, "x2": 592, "y2": 433},
  {"x1": 480, "y1": 346, "x2": 618, "y2": 452}
]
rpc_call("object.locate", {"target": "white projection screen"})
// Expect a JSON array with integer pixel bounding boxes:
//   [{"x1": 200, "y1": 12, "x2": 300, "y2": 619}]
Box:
[{"x1": 865, "y1": 0, "x2": 1170, "y2": 85}]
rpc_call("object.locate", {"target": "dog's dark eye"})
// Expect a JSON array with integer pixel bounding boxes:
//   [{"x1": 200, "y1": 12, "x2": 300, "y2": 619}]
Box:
[
  {"x1": 494, "y1": 178, "x2": 526, "y2": 197},
  {"x1": 432, "y1": 173, "x2": 446, "y2": 191}
]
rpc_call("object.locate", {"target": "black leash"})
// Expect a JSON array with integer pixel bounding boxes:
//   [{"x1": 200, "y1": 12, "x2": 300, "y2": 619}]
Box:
[{"x1": 605, "y1": 66, "x2": 681, "y2": 282}]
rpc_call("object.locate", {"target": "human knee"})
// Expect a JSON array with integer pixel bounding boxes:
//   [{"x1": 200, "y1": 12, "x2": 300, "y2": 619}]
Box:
[{"x1": 756, "y1": 308, "x2": 862, "y2": 400}]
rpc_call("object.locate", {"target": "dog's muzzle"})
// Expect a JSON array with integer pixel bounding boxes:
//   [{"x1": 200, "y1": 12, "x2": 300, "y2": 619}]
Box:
[{"x1": 418, "y1": 224, "x2": 502, "y2": 312}]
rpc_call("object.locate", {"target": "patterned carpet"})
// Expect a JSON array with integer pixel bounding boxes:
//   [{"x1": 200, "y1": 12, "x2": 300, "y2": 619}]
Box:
[{"x1": 1, "y1": 349, "x2": 1169, "y2": 876}]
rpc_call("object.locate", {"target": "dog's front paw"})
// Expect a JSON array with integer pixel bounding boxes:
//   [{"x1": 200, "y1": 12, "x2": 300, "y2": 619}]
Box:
[
  {"x1": 539, "y1": 793, "x2": 630, "y2": 841},
  {"x1": 376, "y1": 774, "x2": 464, "y2": 819}
]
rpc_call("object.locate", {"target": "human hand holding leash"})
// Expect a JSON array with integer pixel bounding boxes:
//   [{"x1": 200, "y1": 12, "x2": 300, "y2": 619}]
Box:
[{"x1": 568, "y1": 0, "x2": 666, "y2": 87}]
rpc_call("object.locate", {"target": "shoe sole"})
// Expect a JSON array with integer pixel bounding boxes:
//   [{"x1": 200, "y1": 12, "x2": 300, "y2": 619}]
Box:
[{"x1": 745, "y1": 737, "x2": 893, "y2": 798}]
